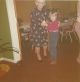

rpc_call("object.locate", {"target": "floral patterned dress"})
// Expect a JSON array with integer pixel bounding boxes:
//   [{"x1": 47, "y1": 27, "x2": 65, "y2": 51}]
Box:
[{"x1": 30, "y1": 7, "x2": 49, "y2": 47}]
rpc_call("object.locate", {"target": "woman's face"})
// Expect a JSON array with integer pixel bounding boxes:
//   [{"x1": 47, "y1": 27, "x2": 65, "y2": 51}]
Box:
[
  {"x1": 49, "y1": 12, "x2": 58, "y2": 22},
  {"x1": 35, "y1": 0, "x2": 46, "y2": 11}
]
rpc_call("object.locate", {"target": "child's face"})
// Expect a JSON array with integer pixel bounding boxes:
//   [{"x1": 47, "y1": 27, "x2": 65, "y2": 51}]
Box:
[
  {"x1": 49, "y1": 12, "x2": 57, "y2": 22},
  {"x1": 35, "y1": 0, "x2": 46, "y2": 11}
]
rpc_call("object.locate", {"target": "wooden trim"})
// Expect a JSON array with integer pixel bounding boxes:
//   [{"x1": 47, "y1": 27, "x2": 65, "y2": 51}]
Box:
[
  {"x1": 5, "y1": 0, "x2": 21, "y2": 63},
  {"x1": 13, "y1": 0, "x2": 23, "y2": 61}
]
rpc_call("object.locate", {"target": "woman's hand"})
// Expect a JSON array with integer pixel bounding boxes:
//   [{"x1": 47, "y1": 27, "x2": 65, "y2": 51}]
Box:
[{"x1": 41, "y1": 20, "x2": 48, "y2": 27}]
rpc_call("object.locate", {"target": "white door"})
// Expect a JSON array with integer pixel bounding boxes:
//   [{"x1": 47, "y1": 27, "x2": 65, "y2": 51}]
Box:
[{"x1": 0, "y1": 0, "x2": 21, "y2": 63}]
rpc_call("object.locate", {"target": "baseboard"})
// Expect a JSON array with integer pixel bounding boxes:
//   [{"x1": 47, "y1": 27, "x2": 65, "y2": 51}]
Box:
[{"x1": 0, "y1": 58, "x2": 20, "y2": 63}]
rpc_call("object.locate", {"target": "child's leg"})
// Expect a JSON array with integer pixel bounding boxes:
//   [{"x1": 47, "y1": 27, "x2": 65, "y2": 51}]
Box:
[
  {"x1": 49, "y1": 32, "x2": 59, "y2": 63},
  {"x1": 35, "y1": 47, "x2": 42, "y2": 61}
]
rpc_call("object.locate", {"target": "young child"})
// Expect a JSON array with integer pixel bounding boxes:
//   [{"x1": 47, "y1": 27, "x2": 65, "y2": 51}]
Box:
[{"x1": 47, "y1": 8, "x2": 60, "y2": 64}]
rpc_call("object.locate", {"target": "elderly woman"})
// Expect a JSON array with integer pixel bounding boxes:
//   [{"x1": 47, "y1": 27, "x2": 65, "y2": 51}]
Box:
[{"x1": 30, "y1": 0, "x2": 49, "y2": 61}]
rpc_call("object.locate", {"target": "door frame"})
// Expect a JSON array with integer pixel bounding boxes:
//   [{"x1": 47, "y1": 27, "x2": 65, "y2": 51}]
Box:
[{"x1": 1, "y1": 0, "x2": 22, "y2": 63}]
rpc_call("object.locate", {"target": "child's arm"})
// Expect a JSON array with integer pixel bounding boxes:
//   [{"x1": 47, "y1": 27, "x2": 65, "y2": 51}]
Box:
[
  {"x1": 58, "y1": 21, "x2": 62, "y2": 31},
  {"x1": 58, "y1": 21, "x2": 60, "y2": 27}
]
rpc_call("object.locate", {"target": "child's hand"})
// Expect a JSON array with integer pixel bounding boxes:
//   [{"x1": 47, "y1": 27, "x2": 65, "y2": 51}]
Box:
[
  {"x1": 58, "y1": 21, "x2": 60, "y2": 27},
  {"x1": 41, "y1": 20, "x2": 48, "y2": 27}
]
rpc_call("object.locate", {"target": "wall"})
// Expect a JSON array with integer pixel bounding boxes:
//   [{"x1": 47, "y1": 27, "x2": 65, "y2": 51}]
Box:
[
  {"x1": 0, "y1": 0, "x2": 13, "y2": 59},
  {"x1": 15, "y1": 0, "x2": 77, "y2": 24}
]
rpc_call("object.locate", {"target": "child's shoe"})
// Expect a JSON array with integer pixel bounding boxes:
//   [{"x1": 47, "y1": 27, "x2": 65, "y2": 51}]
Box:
[
  {"x1": 48, "y1": 59, "x2": 56, "y2": 64},
  {"x1": 50, "y1": 61, "x2": 56, "y2": 64}
]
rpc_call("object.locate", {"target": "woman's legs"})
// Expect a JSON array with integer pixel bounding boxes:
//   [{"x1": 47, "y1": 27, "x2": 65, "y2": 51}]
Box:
[
  {"x1": 35, "y1": 46, "x2": 47, "y2": 61},
  {"x1": 43, "y1": 45, "x2": 47, "y2": 57},
  {"x1": 35, "y1": 47, "x2": 42, "y2": 61}
]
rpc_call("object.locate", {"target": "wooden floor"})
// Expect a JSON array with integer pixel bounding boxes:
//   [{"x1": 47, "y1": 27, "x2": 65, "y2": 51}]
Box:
[{"x1": 0, "y1": 37, "x2": 80, "y2": 82}]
